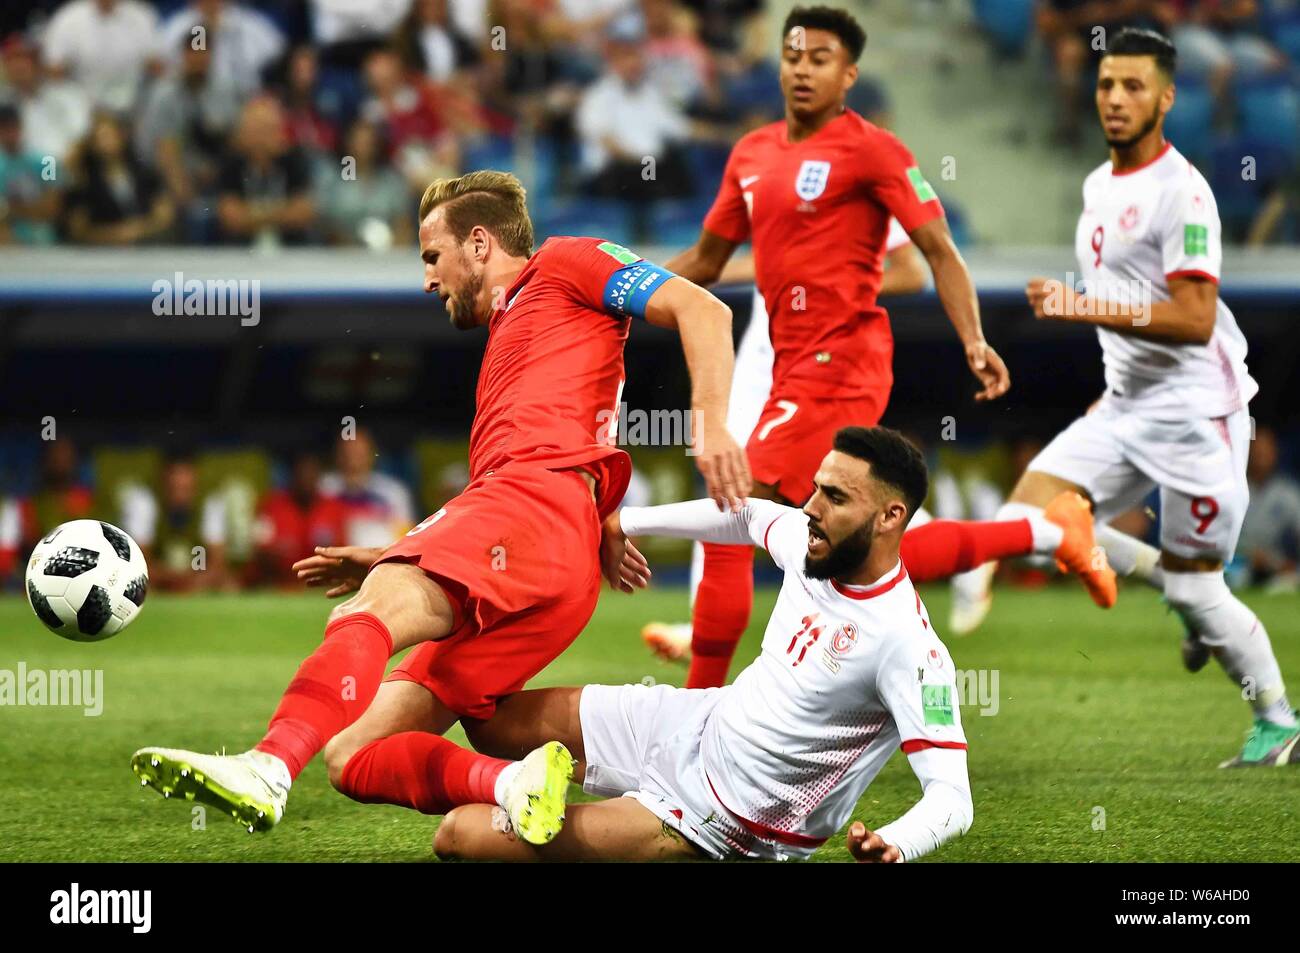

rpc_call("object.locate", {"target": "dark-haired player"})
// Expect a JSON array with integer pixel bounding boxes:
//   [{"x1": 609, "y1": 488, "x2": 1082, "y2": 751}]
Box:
[
  {"x1": 1018, "y1": 28, "x2": 1297, "y2": 767},
  {"x1": 130, "y1": 170, "x2": 751, "y2": 840},
  {"x1": 434, "y1": 427, "x2": 973, "y2": 862},
  {"x1": 652, "y1": 5, "x2": 1114, "y2": 687}
]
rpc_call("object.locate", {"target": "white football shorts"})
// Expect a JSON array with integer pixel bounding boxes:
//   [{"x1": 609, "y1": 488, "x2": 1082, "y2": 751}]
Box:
[
  {"x1": 1028, "y1": 396, "x2": 1250, "y2": 561},
  {"x1": 579, "y1": 682, "x2": 812, "y2": 862}
]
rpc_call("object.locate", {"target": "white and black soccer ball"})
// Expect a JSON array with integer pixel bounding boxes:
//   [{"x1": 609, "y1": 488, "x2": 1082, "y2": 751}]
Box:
[{"x1": 25, "y1": 520, "x2": 149, "y2": 641}]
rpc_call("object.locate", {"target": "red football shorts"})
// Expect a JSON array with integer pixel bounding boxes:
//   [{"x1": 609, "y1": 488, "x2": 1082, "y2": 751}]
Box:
[
  {"x1": 375, "y1": 463, "x2": 602, "y2": 720},
  {"x1": 746, "y1": 389, "x2": 889, "y2": 504}
]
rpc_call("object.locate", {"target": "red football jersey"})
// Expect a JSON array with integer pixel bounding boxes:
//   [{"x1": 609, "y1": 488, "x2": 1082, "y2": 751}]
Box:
[
  {"x1": 469, "y1": 236, "x2": 643, "y2": 518},
  {"x1": 704, "y1": 109, "x2": 943, "y2": 399}
]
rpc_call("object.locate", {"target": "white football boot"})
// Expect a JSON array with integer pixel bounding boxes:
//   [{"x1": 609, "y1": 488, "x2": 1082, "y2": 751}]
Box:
[
  {"x1": 132, "y1": 747, "x2": 290, "y2": 832},
  {"x1": 948, "y1": 562, "x2": 996, "y2": 636}
]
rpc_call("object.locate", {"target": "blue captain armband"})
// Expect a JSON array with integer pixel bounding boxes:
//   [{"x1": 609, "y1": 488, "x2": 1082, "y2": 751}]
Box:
[{"x1": 602, "y1": 255, "x2": 676, "y2": 320}]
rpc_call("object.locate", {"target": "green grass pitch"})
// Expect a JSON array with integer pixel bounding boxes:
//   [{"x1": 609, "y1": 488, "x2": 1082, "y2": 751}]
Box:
[{"x1": 1, "y1": 583, "x2": 1297, "y2": 862}]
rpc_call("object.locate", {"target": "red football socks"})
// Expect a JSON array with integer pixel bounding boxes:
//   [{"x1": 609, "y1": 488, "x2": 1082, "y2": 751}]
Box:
[
  {"x1": 687, "y1": 542, "x2": 755, "y2": 689},
  {"x1": 336, "y1": 731, "x2": 509, "y2": 814},
  {"x1": 900, "y1": 519, "x2": 1033, "y2": 583},
  {"x1": 256, "y1": 611, "x2": 393, "y2": 779}
]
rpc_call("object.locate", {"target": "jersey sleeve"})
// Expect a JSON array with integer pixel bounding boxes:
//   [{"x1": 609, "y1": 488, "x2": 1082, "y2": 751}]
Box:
[
  {"x1": 701, "y1": 147, "x2": 752, "y2": 244},
  {"x1": 861, "y1": 130, "x2": 944, "y2": 234},
  {"x1": 1159, "y1": 180, "x2": 1222, "y2": 285},
  {"x1": 618, "y1": 497, "x2": 807, "y2": 567},
  {"x1": 753, "y1": 502, "x2": 809, "y2": 571},
  {"x1": 876, "y1": 630, "x2": 967, "y2": 754},
  {"x1": 873, "y1": 746, "x2": 973, "y2": 862},
  {"x1": 548, "y1": 237, "x2": 677, "y2": 320}
]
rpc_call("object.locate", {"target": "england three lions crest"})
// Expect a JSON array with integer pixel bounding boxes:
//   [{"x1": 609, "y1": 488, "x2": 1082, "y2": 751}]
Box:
[{"x1": 795, "y1": 160, "x2": 831, "y2": 201}]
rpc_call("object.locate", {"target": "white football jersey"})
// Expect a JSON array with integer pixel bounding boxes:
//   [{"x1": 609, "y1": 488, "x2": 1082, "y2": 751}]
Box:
[
  {"x1": 1075, "y1": 142, "x2": 1256, "y2": 419},
  {"x1": 884, "y1": 215, "x2": 911, "y2": 255},
  {"x1": 697, "y1": 500, "x2": 967, "y2": 847}
]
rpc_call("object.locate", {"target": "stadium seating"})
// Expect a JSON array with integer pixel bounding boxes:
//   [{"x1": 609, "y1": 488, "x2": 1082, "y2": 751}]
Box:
[
  {"x1": 1209, "y1": 136, "x2": 1288, "y2": 239},
  {"x1": 970, "y1": 0, "x2": 1035, "y2": 57},
  {"x1": 1236, "y1": 78, "x2": 1300, "y2": 161},
  {"x1": 459, "y1": 134, "x2": 518, "y2": 179},
  {"x1": 1164, "y1": 77, "x2": 1216, "y2": 165},
  {"x1": 536, "y1": 199, "x2": 635, "y2": 243},
  {"x1": 1274, "y1": 22, "x2": 1300, "y2": 65},
  {"x1": 684, "y1": 142, "x2": 729, "y2": 206},
  {"x1": 92, "y1": 447, "x2": 163, "y2": 515},
  {"x1": 648, "y1": 198, "x2": 713, "y2": 249}
]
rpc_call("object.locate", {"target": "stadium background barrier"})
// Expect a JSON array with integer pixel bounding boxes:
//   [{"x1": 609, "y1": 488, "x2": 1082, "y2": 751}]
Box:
[{"x1": 1, "y1": 246, "x2": 1297, "y2": 572}]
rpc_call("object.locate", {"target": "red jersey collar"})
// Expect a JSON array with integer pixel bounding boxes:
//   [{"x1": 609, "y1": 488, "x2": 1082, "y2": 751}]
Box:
[
  {"x1": 782, "y1": 106, "x2": 853, "y2": 146},
  {"x1": 1111, "y1": 140, "x2": 1172, "y2": 177},
  {"x1": 831, "y1": 560, "x2": 906, "y2": 600},
  {"x1": 488, "y1": 243, "x2": 548, "y2": 326}
]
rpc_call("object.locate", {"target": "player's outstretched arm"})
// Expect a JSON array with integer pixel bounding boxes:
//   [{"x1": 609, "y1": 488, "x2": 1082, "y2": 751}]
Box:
[
  {"x1": 611, "y1": 498, "x2": 794, "y2": 551},
  {"x1": 868, "y1": 747, "x2": 974, "y2": 863},
  {"x1": 663, "y1": 228, "x2": 739, "y2": 287},
  {"x1": 643, "y1": 276, "x2": 751, "y2": 511},
  {"x1": 715, "y1": 250, "x2": 756, "y2": 286},
  {"x1": 909, "y1": 218, "x2": 1010, "y2": 402},
  {"x1": 879, "y1": 242, "x2": 927, "y2": 296}
]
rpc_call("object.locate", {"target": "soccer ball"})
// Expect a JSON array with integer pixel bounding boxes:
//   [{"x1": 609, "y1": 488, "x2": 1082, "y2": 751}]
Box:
[{"x1": 25, "y1": 520, "x2": 149, "y2": 642}]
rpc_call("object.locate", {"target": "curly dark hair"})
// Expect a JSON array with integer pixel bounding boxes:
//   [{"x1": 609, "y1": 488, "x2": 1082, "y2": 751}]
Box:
[
  {"x1": 781, "y1": 6, "x2": 868, "y2": 62},
  {"x1": 832, "y1": 426, "x2": 928, "y2": 522}
]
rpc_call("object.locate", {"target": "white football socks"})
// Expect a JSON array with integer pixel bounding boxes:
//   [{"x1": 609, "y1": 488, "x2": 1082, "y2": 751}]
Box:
[
  {"x1": 1094, "y1": 524, "x2": 1163, "y2": 589},
  {"x1": 494, "y1": 759, "x2": 524, "y2": 807},
  {"x1": 1164, "y1": 571, "x2": 1296, "y2": 727},
  {"x1": 996, "y1": 501, "x2": 1164, "y2": 588},
  {"x1": 995, "y1": 502, "x2": 1060, "y2": 565}
]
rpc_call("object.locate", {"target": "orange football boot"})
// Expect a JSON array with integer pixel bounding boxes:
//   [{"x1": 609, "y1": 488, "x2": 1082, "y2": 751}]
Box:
[{"x1": 1043, "y1": 491, "x2": 1118, "y2": 608}]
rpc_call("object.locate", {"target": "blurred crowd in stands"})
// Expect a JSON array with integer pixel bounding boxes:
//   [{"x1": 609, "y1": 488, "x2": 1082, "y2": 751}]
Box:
[
  {"x1": 3, "y1": 1, "x2": 1297, "y2": 247},
  {"x1": 998, "y1": 0, "x2": 1300, "y2": 242},
  {"x1": 0, "y1": 429, "x2": 420, "y2": 591},
  {"x1": 3, "y1": 426, "x2": 1298, "y2": 593},
  {"x1": 0, "y1": 0, "x2": 816, "y2": 248}
]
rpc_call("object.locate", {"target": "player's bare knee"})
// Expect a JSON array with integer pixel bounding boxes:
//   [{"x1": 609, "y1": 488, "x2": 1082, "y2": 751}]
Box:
[
  {"x1": 326, "y1": 598, "x2": 358, "y2": 627},
  {"x1": 323, "y1": 733, "x2": 362, "y2": 793},
  {"x1": 434, "y1": 809, "x2": 463, "y2": 859}
]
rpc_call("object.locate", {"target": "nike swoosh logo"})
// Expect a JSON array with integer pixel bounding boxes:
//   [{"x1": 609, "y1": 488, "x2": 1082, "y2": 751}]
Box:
[
  {"x1": 740, "y1": 175, "x2": 761, "y2": 188},
  {"x1": 249, "y1": 772, "x2": 288, "y2": 800}
]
